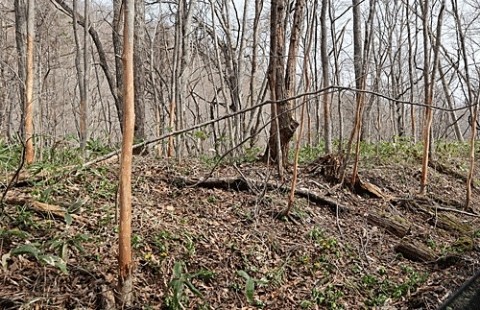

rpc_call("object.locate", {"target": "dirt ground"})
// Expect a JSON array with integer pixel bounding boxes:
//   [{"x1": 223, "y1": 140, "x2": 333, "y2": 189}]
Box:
[{"x1": 1, "y1": 155, "x2": 479, "y2": 309}]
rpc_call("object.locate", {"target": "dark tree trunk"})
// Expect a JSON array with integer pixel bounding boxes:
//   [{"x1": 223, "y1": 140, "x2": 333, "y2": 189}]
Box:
[
  {"x1": 263, "y1": 0, "x2": 303, "y2": 166},
  {"x1": 134, "y1": 0, "x2": 145, "y2": 141}
]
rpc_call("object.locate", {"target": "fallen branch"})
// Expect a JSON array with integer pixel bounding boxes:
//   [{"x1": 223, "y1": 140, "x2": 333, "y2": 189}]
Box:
[
  {"x1": 3, "y1": 191, "x2": 86, "y2": 224},
  {"x1": 168, "y1": 175, "x2": 351, "y2": 213}
]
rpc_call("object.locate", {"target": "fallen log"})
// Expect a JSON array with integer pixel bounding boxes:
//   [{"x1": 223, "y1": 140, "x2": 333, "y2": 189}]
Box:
[
  {"x1": 169, "y1": 176, "x2": 351, "y2": 213},
  {"x1": 366, "y1": 213, "x2": 411, "y2": 238},
  {"x1": 3, "y1": 191, "x2": 86, "y2": 224},
  {"x1": 394, "y1": 241, "x2": 436, "y2": 262}
]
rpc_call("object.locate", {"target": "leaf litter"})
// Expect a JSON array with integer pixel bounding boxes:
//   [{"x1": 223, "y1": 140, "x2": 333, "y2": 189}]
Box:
[{"x1": 0, "y1": 156, "x2": 479, "y2": 309}]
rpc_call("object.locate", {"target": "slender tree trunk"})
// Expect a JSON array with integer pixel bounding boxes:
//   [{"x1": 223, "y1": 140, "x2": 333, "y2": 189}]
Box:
[
  {"x1": 113, "y1": 0, "x2": 124, "y2": 132},
  {"x1": 466, "y1": 97, "x2": 478, "y2": 209},
  {"x1": 15, "y1": 0, "x2": 27, "y2": 137},
  {"x1": 344, "y1": 0, "x2": 375, "y2": 184},
  {"x1": 118, "y1": 0, "x2": 135, "y2": 306},
  {"x1": 406, "y1": 0, "x2": 417, "y2": 141},
  {"x1": 321, "y1": 0, "x2": 332, "y2": 153},
  {"x1": 246, "y1": 0, "x2": 263, "y2": 143},
  {"x1": 449, "y1": 0, "x2": 476, "y2": 207},
  {"x1": 134, "y1": 0, "x2": 145, "y2": 142},
  {"x1": 72, "y1": 0, "x2": 88, "y2": 156},
  {"x1": 284, "y1": 0, "x2": 315, "y2": 217},
  {"x1": 438, "y1": 64, "x2": 463, "y2": 141},
  {"x1": 82, "y1": 0, "x2": 89, "y2": 153},
  {"x1": 0, "y1": 15, "x2": 5, "y2": 139},
  {"x1": 25, "y1": 0, "x2": 35, "y2": 164},
  {"x1": 52, "y1": 0, "x2": 121, "y2": 131},
  {"x1": 420, "y1": 0, "x2": 445, "y2": 194}
]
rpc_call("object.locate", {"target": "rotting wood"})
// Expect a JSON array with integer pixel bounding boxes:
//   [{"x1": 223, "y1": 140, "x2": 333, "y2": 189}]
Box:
[
  {"x1": 430, "y1": 213, "x2": 473, "y2": 236},
  {"x1": 394, "y1": 241, "x2": 436, "y2": 262},
  {"x1": 366, "y1": 213, "x2": 410, "y2": 238},
  {"x1": 168, "y1": 176, "x2": 351, "y2": 213},
  {"x1": 3, "y1": 191, "x2": 87, "y2": 224},
  {"x1": 356, "y1": 178, "x2": 393, "y2": 200}
]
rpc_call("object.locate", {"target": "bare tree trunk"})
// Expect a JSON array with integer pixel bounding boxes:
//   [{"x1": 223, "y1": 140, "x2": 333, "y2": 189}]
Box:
[
  {"x1": 117, "y1": 0, "x2": 135, "y2": 306},
  {"x1": 0, "y1": 14, "x2": 5, "y2": 139},
  {"x1": 420, "y1": 0, "x2": 445, "y2": 194},
  {"x1": 72, "y1": 0, "x2": 88, "y2": 156},
  {"x1": 321, "y1": 0, "x2": 332, "y2": 153},
  {"x1": 466, "y1": 96, "x2": 478, "y2": 209},
  {"x1": 167, "y1": 0, "x2": 194, "y2": 158},
  {"x1": 438, "y1": 64, "x2": 463, "y2": 141},
  {"x1": 284, "y1": 0, "x2": 315, "y2": 217},
  {"x1": 113, "y1": 0, "x2": 124, "y2": 132},
  {"x1": 329, "y1": 3, "x2": 346, "y2": 153},
  {"x1": 134, "y1": 0, "x2": 145, "y2": 142},
  {"x1": 15, "y1": 0, "x2": 27, "y2": 137},
  {"x1": 245, "y1": 0, "x2": 263, "y2": 144},
  {"x1": 345, "y1": 0, "x2": 375, "y2": 184},
  {"x1": 25, "y1": 0, "x2": 35, "y2": 164},
  {"x1": 82, "y1": 0, "x2": 89, "y2": 153},
  {"x1": 449, "y1": 0, "x2": 476, "y2": 208},
  {"x1": 52, "y1": 0, "x2": 121, "y2": 130},
  {"x1": 263, "y1": 0, "x2": 301, "y2": 168},
  {"x1": 406, "y1": 0, "x2": 417, "y2": 141}
]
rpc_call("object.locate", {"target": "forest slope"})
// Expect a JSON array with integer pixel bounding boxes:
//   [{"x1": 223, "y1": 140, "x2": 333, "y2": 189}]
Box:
[{"x1": 0, "y1": 151, "x2": 479, "y2": 309}]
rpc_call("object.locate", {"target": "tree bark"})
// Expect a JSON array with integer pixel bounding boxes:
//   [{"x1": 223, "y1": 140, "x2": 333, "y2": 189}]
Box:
[
  {"x1": 134, "y1": 0, "x2": 146, "y2": 142},
  {"x1": 321, "y1": 0, "x2": 332, "y2": 153},
  {"x1": 112, "y1": 0, "x2": 124, "y2": 132},
  {"x1": 117, "y1": 0, "x2": 135, "y2": 306},
  {"x1": 72, "y1": 0, "x2": 88, "y2": 156},
  {"x1": 14, "y1": 0, "x2": 27, "y2": 137},
  {"x1": 420, "y1": 0, "x2": 445, "y2": 194},
  {"x1": 263, "y1": 0, "x2": 300, "y2": 167},
  {"x1": 25, "y1": 0, "x2": 35, "y2": 164}
]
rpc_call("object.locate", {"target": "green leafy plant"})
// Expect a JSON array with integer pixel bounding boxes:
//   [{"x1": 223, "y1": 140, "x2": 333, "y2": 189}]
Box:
[
  {"x1": 3, "y1": 244, "x2": 67, "y2": 274},
  {"x1": 311, "y1": 284, "x2": 344, "y2": 309},
  {"x1": 86, "y1": 138, "x2": 113, "y2": 156},
  {"x1": 308, "y1": 227, "x2": 338, "y2": 253},
  {"x1": 165, "y1": 261, "x2": 213, "y2": 310},
  {"x1": 12, "y1": 206, "x2": 37, "y2": 230},
  {"x1": 236, "y1": 270, "x2": 266, "y2": 307},
  {"x1": 48, "y1": 233, "x2": 89, "y2": 261},
  {"x1": 193, "y1": 130, "x2": 208, "y2": 141},
  {"x1": 183, "y1": 234, "x2": 196, "y2": 257},
  {"x1": 0, "y1": 140, "x2": 22, "y2": 171},
  {"x1": 363, "y1": 266, "x2": 428, "y2": 307}
]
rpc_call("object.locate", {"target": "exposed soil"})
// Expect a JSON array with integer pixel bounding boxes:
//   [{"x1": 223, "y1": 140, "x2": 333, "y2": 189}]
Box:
[{"x1": 1, "y1": 155, "x2": 480, "y2": 309}]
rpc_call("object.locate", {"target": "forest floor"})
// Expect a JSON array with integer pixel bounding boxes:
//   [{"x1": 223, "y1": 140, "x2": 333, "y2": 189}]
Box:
[{"x1": 1, "y1": 148, "x2": 480, "y2": 309}]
